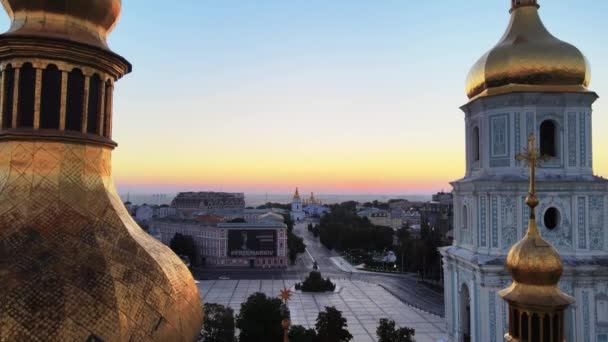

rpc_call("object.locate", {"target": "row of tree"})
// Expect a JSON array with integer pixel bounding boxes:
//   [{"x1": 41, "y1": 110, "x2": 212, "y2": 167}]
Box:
[
  {"x1": 317, "y1": 201, "x2": 394, "y2": 251},
  {"x1": 198, "y1": 292, "x2": 415, "y2": 342},
  {"x1": 395, "y1": 222, "x2": 445, "y2": 281}
]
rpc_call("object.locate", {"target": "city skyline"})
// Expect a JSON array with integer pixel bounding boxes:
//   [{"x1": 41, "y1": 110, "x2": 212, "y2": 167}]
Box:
[{"x1": 4, "y1": 0, "x2": 603, "y2": 194}]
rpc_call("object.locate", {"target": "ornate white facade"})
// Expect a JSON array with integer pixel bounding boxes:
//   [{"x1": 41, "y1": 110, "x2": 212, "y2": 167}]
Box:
[
  {"x1": 441, "y1": 91, "x2": 608, "y2": 342},
  {"x1": 291, "y1": 188, "x2": 306, "y2": 221}
]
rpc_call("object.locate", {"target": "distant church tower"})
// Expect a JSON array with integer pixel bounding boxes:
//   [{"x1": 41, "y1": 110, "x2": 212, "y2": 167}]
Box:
[
  {"x1": 0, "y1": 1, "x2": 202, "y2": 341},
  {"x1": 291, "y1": 187, "x2": 305, "y2": 221},
  {"x1": 441, "y1": 1, "x2": 608, "y2": 341}
]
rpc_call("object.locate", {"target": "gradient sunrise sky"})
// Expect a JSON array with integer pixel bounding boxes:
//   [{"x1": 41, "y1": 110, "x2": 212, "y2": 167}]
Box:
[{"x1": 4, "y1": 0, "x2": 606, "y2": 195}]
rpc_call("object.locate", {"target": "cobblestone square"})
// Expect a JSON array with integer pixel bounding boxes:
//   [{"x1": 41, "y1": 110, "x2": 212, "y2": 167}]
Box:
[{"x1": 199, "y1": 279, "x2": 447, "y2": 342}]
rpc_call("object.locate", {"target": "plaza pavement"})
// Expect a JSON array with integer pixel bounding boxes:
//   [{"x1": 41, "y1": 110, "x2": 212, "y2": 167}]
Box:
[{"x1": 199, "y1": 279, "x2": 447, "y2": 342}]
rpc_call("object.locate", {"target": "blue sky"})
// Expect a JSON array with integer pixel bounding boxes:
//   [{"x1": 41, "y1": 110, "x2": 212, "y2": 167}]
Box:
[{"x1": 2, "y1": 1, "x2": 605, "y2": 194}]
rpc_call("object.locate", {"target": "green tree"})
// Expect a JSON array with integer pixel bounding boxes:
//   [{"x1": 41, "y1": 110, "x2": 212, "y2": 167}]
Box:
[
  {"x1": 376, "y1": 318, "x2": 415, "y2": 342},
  {"x1": 283, "y1": 214, "x2": 295, "y2": 232},
  {"x1": 287, "y1": 231, "x2": 306, "y2": 265},
  {"x1": 198, "y1": 304, "x2": 235, "y2": 342},
  {"x1": 288, "y1": 325, "x2": 317, "y2": 342},
  {"x1": 315, "y1": 306, "x2": 352, "y2": 342},
  {"x1": 236, "y1": 293, "x2": 284, "y2": 342},
  {"x1": 169, "y1": 233, "x2": 197, "y2": 264}
]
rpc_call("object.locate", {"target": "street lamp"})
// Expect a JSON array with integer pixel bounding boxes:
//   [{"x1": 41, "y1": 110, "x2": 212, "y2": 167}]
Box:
[{"x1": 279, "y1": 288, "x2": 292, "y2": 342}]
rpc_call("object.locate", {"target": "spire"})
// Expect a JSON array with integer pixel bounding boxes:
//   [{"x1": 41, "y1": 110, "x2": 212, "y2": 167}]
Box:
[
  {"x1": 293, "y1": 187, "x2": 300, "y2": 200},
  {"x1": 499, "y1": 134, "x2": 573, "y2": 341},
  {"x1": 510, "y1": 0, "x2": 539, "y2": 13},
  {"x1": 514, "y1": 134, "x2": 550, "y2": 236}
]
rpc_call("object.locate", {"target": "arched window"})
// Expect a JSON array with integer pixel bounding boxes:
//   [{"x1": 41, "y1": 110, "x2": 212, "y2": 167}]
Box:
[
  {"x1": 473, "y1": 126, "x2": 480, "y2": 162},
  {"x1": 462, "y1": 205, "x2": 468, "y2": 229},
  {"x1": 87, "y1": 74, "x2": 101, "y2": 134},
  {"x1": 460, "y1": 285, "x2": 471, "y2": 342},
  {"x1": 543, "y1": 314, "x2": 551, "y2": 342},
  {"x1": 40, "y1": 64, "x2": 61, "y2": 129},
  {"x1": 2, "y1": 65, "x2": 15, "y2": 129},
  {"x1": 521, "y1": 312, "x2": 529, "y2": 340},
  {"x1": 531, "y1": 313, "x2": 540, "y2": 341},
  {"x1": 540, "y1": 120, "x2": 558, "y2": 157},
  {"x1": 17, "y1": 63, "x2": 35, "y2": 128},
  {"x1": 66, "y1": 68, "x2": 84, "y2": 132}
]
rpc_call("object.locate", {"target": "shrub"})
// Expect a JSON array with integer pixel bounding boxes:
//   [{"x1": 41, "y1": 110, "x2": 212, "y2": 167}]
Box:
[{"x1": 295, "y1": 271, "x2": 335, "y2": 292}]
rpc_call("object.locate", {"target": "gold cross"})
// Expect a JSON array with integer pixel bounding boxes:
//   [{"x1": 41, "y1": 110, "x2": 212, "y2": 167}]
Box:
[{"x1": 515, "y1": 134, "x2": 550, "y2": 214}]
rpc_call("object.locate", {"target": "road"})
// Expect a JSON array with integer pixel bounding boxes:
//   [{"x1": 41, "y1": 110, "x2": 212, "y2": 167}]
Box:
[{"x1": 193, "y1": 222, "x2": 445, "y2": 317}]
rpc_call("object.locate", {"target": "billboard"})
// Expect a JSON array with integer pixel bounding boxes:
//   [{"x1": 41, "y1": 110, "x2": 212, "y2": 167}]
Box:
[{"x1": 228, "y1": 230, "x2": 277, "y2": 257}]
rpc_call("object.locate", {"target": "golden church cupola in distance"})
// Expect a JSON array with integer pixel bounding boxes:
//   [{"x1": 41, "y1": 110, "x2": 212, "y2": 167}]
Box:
[
  {"x1": 465, "y1": 0, "x2": 591, "y2": 100},
  {"x1": 0, "y1": 1, "x2": 203, "y2": 341}
]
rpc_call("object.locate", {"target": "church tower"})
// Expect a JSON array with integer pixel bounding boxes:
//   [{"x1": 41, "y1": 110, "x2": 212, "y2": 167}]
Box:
[
  {"x1": 0, "y1": 1, "x2": 203, "y2": 341},
  {"x1": 441, "y1": 1, "x2": 608, "y2": 341},
  {"x1": 291, "y1": 187, "x2": 305, "y2": 221}
]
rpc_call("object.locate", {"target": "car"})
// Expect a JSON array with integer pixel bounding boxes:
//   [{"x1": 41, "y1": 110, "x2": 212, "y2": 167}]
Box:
[{"x1": 219, "y1": 276, "x2": 230, "y2": 280}]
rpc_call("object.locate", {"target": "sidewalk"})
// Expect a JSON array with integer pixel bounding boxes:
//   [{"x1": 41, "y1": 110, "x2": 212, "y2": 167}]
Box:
[{"x1": 330, "y1": 256, "x2": 361, "y2": 273}]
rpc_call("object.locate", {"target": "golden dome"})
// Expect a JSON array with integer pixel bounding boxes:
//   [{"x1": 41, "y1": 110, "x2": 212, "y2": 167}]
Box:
[
  {"x1": 466, "y1": 1, "x2": 591, "y2": 100},
  {"x1": 0, "y1": 0, "x2": 121, "y2": 49},
  {"x1": 499, "y1": 218, "x2": 573, "y2": 307}
]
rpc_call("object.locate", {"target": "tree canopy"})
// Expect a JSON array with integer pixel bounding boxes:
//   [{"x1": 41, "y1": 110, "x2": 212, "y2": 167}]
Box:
[
  {"x1": 169, "y1": 233, "x2": 197, "y2": 264},
  {"x1": 376, "y1": 318, "x2": 415, "y2": 342},
  {"x1": 236, "y1": 292, "x2": 285, "y2": 342},
  {"x1": 198, "y1": 304, "x2": 235, "y2": 342},
  {"x1": 315, "y1": 306, "x2": 353, "y2": 342},
  {"x1": 318, "y1": 202, "x2": 393, "y2": 251},
  {"x1": 288, "y1": 325, "x2": 317, "y2": 342}
]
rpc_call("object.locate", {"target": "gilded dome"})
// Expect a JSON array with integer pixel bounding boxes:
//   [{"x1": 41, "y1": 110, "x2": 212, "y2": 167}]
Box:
[
  {"x1": 0, "y1": 0, "x2": 121, "y2": 49},
  {"x1": 505, "y1": 221, "x2": 562, "y2": 287},
  {"x1": 466, "y1": 2, "x2": 591, "y2": 100},
  {"x1": 498, "y1": 218, "x2": 573, "y2": 307}
]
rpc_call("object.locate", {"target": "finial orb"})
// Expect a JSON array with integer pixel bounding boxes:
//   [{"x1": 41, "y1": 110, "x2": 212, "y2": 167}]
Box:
[{"x1": 1, "y1": 0, "x2": 121, "y2": 49}]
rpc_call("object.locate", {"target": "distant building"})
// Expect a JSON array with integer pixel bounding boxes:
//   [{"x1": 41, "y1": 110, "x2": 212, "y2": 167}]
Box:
[
  {"x1": 389, "y1": 200, "x2": 411, "y2": 210},
  {"x1": 303, "y1": 192, "x2": 329, "y2": 216},
  {"x1": 419, "y1": 201, "x2": 453, "y2": 235},
  {"x1": 432, "y1": 191, "x2": 453, "y2": 205},
  {"x1": 358, "y1": 208, "x2": 391, "y2": 227},
  {"x1": 151, "y1": 212, "x2": 288, "y2": 268},
  {"x1": 290, "y1": 188, "x2": 305, "y2": 221},
  {"x1": 135, "y1": 204, "x2": 154, "y2": 223},
  {"x1": 402, "y1": 209, "x2": 422, "y2": 228},
  {"x1": 171, "y1": 192, "x2": 245, "y2": 217},
  {"x1": 156, "y1": 205, "x2": 178, "y2": 218}
]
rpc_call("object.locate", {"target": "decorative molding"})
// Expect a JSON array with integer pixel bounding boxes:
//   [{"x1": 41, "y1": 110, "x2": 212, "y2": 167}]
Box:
[
  {"x1": 490, "y1": 159, "x2": 510, "y2": 167},
  {"x1": 568, "y1": 112, "x2": 577, "y2": 167},
  {"x1": 589, "y1": 196, "x2": 604, "y2": 250},
  {"x1": 501, "y1": 197, "x2": 517, "y2": 250},
  {"x1": 489, "y1": 292, "x2": 497, "y2": 342},
  {"x1": 584, "y1": 290, "x2": 591, "y2": 342},
  {"x1": 490, "y1": 114, "x2": 509, "y2": 158},
  {"x1": 515, "y1": 112, "x2": 521, "y2": 166},
  {"x1": 522, "y1": 196, "x2": 529, "y2": 237},
  {"x1": 480, "y1": 196, "x2": 487, "y2": 247},
  {"x1": 538, "y1": 196, "x2": 573, "y2": 249},
  {"x1": 526, "y1": 111, "x2": 535, "y2": 137},
  {"x1": 578, "y1": 196, "x2": 587, "y2": 249},
  {"x1": 580, "y1": 113, "x2": 587, "y2": 168},
  {"x1": 491, "y1": 196, "x2": 499, "y2": 248}
]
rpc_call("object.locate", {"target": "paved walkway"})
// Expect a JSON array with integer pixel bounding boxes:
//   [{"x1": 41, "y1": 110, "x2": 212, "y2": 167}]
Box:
[{"x1": 199, "y1": 279, "x2": 447, "y2": 342}]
